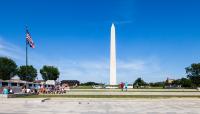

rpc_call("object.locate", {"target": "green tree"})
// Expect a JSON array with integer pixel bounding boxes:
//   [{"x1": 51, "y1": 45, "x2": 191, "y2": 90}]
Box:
[
  {"x1": 172, "y1": 79, "x2": 181, "y2": 85},
  {"x1": 149, "y1": 82, "x2": 165, "y2": 87},
  {"x1": 180, "y1": 78, "x2": 192, "y2": 88},
  {"x1": 17, "y1": 65, "x2": 37, "y2": 82},
  {"x1": 172, "y1": 78, "x2": 192, "y2": 88},
  {"x1": 186, "y1": 63, "x2": 200, "y2": 87},
  {"x1": 40, "y1": 65, "x2": 60, "y2": 81},
  {"x1": 133, "y1": 77, "x2": 147, "y2": 88},
  {"x1": 0, "y1": 57, "x2": 17, "y2": 80},
  {"x1": 80, "y1": 82, "x2": 100, "y2": 86}
]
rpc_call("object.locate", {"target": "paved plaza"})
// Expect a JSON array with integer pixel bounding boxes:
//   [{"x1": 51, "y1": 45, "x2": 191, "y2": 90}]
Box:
[{"x1": 0, "y1": 98, "x2": 200, "y2": 114}]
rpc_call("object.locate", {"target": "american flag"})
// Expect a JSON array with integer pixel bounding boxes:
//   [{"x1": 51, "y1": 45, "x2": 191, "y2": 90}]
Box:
[{"x1": 26, "y1": 30, "x2": 35, "y2": 48}]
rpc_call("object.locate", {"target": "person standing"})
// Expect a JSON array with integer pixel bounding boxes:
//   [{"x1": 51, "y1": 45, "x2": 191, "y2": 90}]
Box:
[
  {"x1": 125, "y1": 82, "x2": 128, "y2": 92},
  {"x1": 119, "y1": 82, "x2": 123, "y2": 91},
  {"x1": 3, "y1": 87, "x2": 9, "y2": 94}
]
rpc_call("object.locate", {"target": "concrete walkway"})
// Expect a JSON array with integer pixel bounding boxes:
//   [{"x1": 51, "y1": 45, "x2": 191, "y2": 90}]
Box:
[{"x1": 0, "y1": 98, "x2": 200, "y2": 114}]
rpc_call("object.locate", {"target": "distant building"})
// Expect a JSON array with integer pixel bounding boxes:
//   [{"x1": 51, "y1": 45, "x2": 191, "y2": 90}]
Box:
[
  {"x1": 165, "y1": 77, "x2": 181, "y2": 88},
  {"x1": 165, "y1": 78, "x2": 175, "y2": 84},
  {"x1": 34, "y1": 80, "x2": 45, "y2": 84},
  {"x1": 61, "y1": 80, "x2": 80, "y2": 87}
]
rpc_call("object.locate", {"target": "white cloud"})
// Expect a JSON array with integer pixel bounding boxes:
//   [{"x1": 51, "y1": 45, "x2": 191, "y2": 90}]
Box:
[
  {"x1": 0, "y1": 37, "x2": 162, "y2": 83},
  {"x1": 118, "y1": 60, "x2": 145, "y2": 70},
  {"x1": 0, "y1": 37, "x2": 25, "y2": 62}
]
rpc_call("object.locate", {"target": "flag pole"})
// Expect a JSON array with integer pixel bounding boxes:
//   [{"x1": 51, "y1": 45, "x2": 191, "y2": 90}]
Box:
[
  {"x1": 25, "y1": 26, "x2": 36, "y2": 80},
  {"x1": 26, "y1": 37, "x2": 28, "y2": 66},
  {"x1": 25, "y1": 26, "x2": 28, "y2": 76}
]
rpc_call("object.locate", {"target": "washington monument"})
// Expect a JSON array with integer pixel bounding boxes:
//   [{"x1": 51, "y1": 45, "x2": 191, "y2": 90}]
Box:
[{"x1": 110, "y1": 23, "x2": 117, "y2": 85}]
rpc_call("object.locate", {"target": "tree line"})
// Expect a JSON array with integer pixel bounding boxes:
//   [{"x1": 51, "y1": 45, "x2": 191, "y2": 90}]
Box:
[
  {"x1": 0, "y1": 57, "x2": 60, "y2": 81},
  {"x1": 133, "y1": 63, "x2": 200, "y2": 88}
]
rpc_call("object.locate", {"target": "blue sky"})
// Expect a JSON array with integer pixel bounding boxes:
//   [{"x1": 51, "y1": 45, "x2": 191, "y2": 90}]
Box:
[{"x1": 0, "y1": 0, "x2": 200, "y2": 83}]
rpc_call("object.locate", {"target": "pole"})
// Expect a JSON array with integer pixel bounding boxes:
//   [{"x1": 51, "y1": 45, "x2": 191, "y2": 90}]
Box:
[
  {"x1": 25, "y1": 27, "x2": 28, "y2": 77},
  {"x1": 26, "y1": 38, "x2": 28, "y2": 66}
]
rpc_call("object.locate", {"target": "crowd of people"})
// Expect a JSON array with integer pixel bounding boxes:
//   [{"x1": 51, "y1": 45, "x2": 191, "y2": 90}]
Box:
[
  {"x1": 2, "y1": 84, "x2": 70, "y2": 95},
  {"x1": 1, "y1": 83, "x2": 130, "y2": 95},
  {"x1": 38, "y1": 84, "x2": 70, "y2": 94}
]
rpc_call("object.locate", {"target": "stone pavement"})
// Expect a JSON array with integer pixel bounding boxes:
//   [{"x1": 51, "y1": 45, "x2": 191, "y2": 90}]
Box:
[{"x1": 0, "y1": 98, "x2": 200, "y2": 114}]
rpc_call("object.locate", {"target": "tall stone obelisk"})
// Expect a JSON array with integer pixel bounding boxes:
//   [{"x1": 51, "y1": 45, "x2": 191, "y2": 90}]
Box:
[{"x1": 110, "y1": 23, "x2": 117, "y2": 85}]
